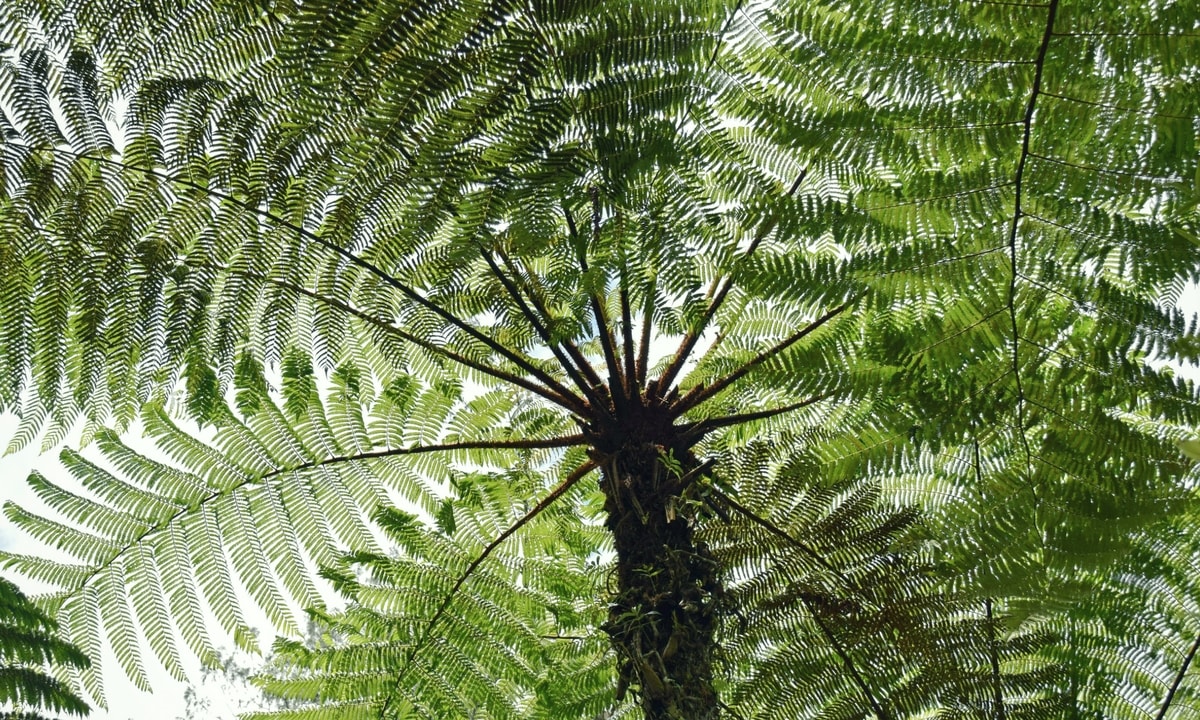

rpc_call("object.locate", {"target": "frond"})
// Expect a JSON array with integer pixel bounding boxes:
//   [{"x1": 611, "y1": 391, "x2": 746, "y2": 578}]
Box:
[
  {"x1": 0, "y1": 577, "x2": 90, "y2": 718},
  {"x1": 246, "y1": 469, "x2": 620, "y2": 720},
  {"x1": 1, "y1": 371, "x2": 582, "y2": 703},
  {"x1": 0, "y1": 0, "x2": 1197, "y2": 717}
]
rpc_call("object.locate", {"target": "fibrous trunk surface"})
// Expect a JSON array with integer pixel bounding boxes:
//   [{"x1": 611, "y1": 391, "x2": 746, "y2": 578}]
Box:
[{"x1": 593, "y1": 417, "x2": 723, "y2": 720}]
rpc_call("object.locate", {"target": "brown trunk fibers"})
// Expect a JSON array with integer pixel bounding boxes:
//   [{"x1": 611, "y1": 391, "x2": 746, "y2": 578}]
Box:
[{"x1": 587, "y1": 403, "x2": 725, "y2": 720}]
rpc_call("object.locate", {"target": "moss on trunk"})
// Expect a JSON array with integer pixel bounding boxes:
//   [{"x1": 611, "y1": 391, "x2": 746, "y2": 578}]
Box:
[{"x1": 596, "y1": 437, "x2": 724, "y2": 720}]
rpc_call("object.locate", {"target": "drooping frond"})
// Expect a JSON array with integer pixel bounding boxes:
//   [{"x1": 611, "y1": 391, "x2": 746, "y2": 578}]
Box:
[
  {"x1": 244, "y1": 489, "x2": 621, "y2": 720},
  {"x1": 0, "y1": 360, "x2": 583, "y2": 704}
]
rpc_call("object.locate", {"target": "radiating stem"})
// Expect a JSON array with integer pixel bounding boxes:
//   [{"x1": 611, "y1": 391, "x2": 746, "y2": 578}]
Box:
[
  {"x1": 259, "y1": 435, "x2": 587, "y2": 481},
  {"x1": 1155, "y1": 632, "x2": 1200, "y2": 720},
  {"x1": 986, "y1": 598, "x2": 1007, "y2": 720},
  {"x1": 382, "y1": 460, "x2": 597, "y2": 717},
  {"x1": 495, "y1": 246, "x2": 606, "y2": 390},
  {"x1": 618, "y1": 236, "x2": 639, "y2": 405},
  {"x1": 678, "y1": 392, "x2": 834, "y2": 442},
  {"x1": 60, "y1": 148, "x2": 590, "y2": 414},
  {"x1": 673, "y1": 299, "x2": 853, "y2": 415},
  {"x1": 257, "y1": 272, "x2": 589, "y2": 415},
  {"x1": 566, "y1": 198, "x2": 626, "y2": 412},
  {"x1": 709, "y1": 487, "x2": 852, "y2": 586},
  {"x1": 803, "y1": 597, "x2": 893, "y2": 720},
  {"x1": 654, "y1": 169, "x2": 807, "y2": 398},
  {"x1": 478, "y1": 245, "x2": 610, "y2": 414},
  {"x1": 636, "y1": 274, "x2": 656, "y2": 387}
]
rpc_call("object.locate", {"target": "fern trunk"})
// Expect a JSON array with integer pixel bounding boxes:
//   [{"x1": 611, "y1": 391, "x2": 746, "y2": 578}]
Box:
[{"x1": 596, "y1": 421, "x2": 723, "y2": 720}]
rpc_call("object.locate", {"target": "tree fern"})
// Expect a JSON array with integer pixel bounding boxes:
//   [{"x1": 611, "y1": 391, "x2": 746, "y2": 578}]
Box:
[{"x1": 1, "y1": 0, "x2": 1198, "y2": 718}]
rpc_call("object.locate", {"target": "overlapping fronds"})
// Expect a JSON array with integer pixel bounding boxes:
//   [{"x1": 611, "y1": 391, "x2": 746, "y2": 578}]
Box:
[
  {"x1": 0, "y1": 576, "x2": 90, "y2": 719},
  {"x1": 0, "y1": 361, "x2": 583, "y2": 704},
  {"x1": 0, "y1": 0, "x2": 1198, "y2": 716},
  {"x1": 244, "y1": 495, "x2": 620, "y2": 720},
  {"x1": 701, "y1": 420, "x2": 1199, "y2": 718}
]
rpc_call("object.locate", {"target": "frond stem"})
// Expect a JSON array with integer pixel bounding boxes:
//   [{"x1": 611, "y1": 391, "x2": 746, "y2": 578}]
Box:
[
  {"x1": 717, "y1": 700, "x2": 750, "y2": 720},
  {"x1": 1039, "y1": 91, "x2": 1192, "y2": 120},
  {"x1": 381, "y1": 459, "x2": 597, "y2": 718},
  {"x1": 678, "y1": 392, "x2": 835, "y2": 442},
  {"x1": 1005, "y1": 0, "x2": 1058, "y2": 481},
  {"x1": 636, "y1": 274, "x2": 656, "y2": 387},
  {"x1": 478, "y1": 245, "x2": 608, "y2": 413},
  {"x1": 256, "y1": 273, "x2": 589, "y2": 415},
  {"x1": 592, "y1": 188, "x2": 628, "y2": 409},
  {"x1": 801, "y1": 596, "x2": 893, "y2": 720},
  {"x1": 672, "y1": 299, "x2": 853, "y2": 415},
  {"x1": 706, "y1": 0, "x2": 746, "y2": 72},
  {"x1": 617, "y1": 238, "x2": 638, "y2": 405},
  {"x1": 566, "y1": 198, "x2": 626, "y2": 412},
  {"x1": 1155, "y1": 632, "x2": 1200, "y2": 720},
  {"x1": 539, "y1": 634, "x2": 588, "y2": 641},
  {"x1": 986, "y1": 598, "x2": 1007, "y2": 720},
  {"x1": 259, "y1": 436, "x2": 587, "y2": 482},
  {"x1": 709, "y1": 487, "x2": 854, "y2": 587},
  {"x1": 893, "y1": 120, "x2": 1023, "y2": 131},
  {"x1": 1027, "y1": 151, "x2": 1176, "y2": 183},
  {"x1": 68, "y1": 431, "x2": 588, "y2": 625},
  {"x1": 862, "y1": 182, "x2": 1014, "y2": 211},
  {"x1": 654, "y1": 169, "x2": 806, "y2": 398},
  {"x1": 60, "y1": 148, "x2": 586, "y2": 412},
  {"x1": 494, "y1": 247, "x2": 607, "y2": 392}
]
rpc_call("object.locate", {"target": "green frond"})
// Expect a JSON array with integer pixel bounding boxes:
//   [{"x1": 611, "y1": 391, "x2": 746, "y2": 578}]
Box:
[
  {"x1": 250, "y1": 480, "x2": 616, "y2": 720},
  {"x1": 1, "y1": 0, "x2": 1198, "y2": 716},
  {"x1": 0, "y1": 577, "x2": 91, "y2": 718},
  {"x1": 1, "y1": 370, "x2": 589, "y2": 704}
]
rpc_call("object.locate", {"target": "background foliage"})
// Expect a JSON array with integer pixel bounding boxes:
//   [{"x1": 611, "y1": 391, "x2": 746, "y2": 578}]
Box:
[
  {"x1": 0, "y1": 576, "x2": 90, "y2": 719},
  {"x1": 0, "y1": 0, "x2": 1198, "y2": 717}
]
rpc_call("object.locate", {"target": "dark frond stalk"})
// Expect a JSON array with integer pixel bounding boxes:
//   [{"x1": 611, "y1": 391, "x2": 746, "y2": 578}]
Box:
[
  {"x1": 803, "y1": 597, "x2": 894, "y2": 720},
  {"x1": 494, "y1": 247, "x2": 606, "y2": 391},
  {"x1": 1155, "y1": 632, "x2": 1200, "y2": 720},
  {"x1": 566, "y1": 198, "x2": 626, "y2": 411},
  {"x1": 1039, "y1": 90, "x2": 1192, "y2": 120},
  {"x1": 678, "y1": 392, "x2": 835, "y2": 441},
  {"x1": 618, "y1": 238, "x2": 639, "y2": 405},
  {"x1": 381, "y1": 460, "x2": 597, "y2": 719},
  {"x1": 593, "y1": 188, "x2": 629, "y2": 408},
  {"x1": 258, "y1": 273, "x2": 589, "y2": 414},
  {"x1": 69, "y1": 435, "x2": 588, "y2": 615},
  {"x1": 717, "y1": 701, "x2": 750, "y2": 720},
  {"x1": 636, "y1": 274, "x2": 657, "y2": 387},
  {"x1": 708, "y1": 487, "x2": 852, "y2": 586},
  {"x1": 673, "y1": 299, "x2": 853, "y2": 415},
  {"x1": 706, "y1": 0, "x2": 747, "y2": 71},
  {"x1": 985, "y1": 598, "x2": 1007, "y2": 720},
  {"x1": 1005, "y1": 0, "x2": 1059, "y2": 479},
  {"x1": 652, "y1": 170, "x2": 807, "y2": 399},
  {"x1": 259, "y1": 436, "x2": 587, "y2": 481},
  {"x1": 63, "y1": 149, "x2": 588, "y2": 413},
  {"x1": 539, "y1": 634, "x2": 588, "y2": 641},
  {"x1": 477, "y1": 245, "x2": 609, "y2": 413}
]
